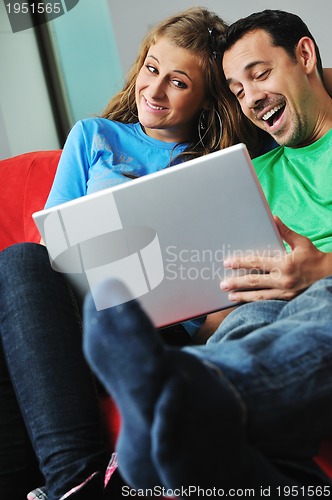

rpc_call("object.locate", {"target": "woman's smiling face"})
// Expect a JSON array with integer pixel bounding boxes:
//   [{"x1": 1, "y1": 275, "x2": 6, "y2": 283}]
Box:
[{"x1": 135, "y1": 37, "x2": 209, "y2": 143}]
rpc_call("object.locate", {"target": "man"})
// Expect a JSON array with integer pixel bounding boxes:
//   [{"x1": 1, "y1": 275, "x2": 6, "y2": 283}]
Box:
[
  {"x1": 220, "y1": 9, "x2": 332, "y2": 304},
  {"x1": 83, "y1": 10, "x2": 332, "y2": 498}
]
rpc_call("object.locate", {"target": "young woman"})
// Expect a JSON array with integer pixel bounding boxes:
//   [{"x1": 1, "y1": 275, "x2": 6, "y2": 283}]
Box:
[{"x1": 0, "y1": 7, "x2": 254, "y2": 500}]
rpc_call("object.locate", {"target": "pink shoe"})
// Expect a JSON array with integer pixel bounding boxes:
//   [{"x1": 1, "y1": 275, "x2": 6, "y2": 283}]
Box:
[
  {"x1": 60, "y1": 472, "x2": 103, "y2": 499},
  {"x1": 27, "y1": 487, "x2": 47, "y2": 500},
  {"x1": 27, "y1": 471, "x2": 104, "y2": 500}
]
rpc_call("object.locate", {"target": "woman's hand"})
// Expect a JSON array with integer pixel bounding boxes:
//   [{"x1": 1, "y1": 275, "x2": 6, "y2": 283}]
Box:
[{"x1": 219, "y1": 216, "x2": 332, "y2": 303}]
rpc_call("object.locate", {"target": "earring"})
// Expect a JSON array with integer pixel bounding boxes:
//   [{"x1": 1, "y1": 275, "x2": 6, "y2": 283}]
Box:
[
  {"x1": 199, "y1": 109, "x2": 206, "y2": 131},
  {"x1": 198, "y1": 108, "x2": 223, "y2": 150},
  {"x1": 127, "y1": 85, "x2": 138, "y2": 118}
]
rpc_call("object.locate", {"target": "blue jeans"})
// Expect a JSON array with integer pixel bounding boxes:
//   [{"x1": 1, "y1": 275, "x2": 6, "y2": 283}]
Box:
[
  {"x1": 0, "y1": 243, "x2": 109, "y2": 500},
  {"x1": 185, "y1": 276, "x2": 332, "y2": 464},
  {"x1": 81, "y1": 276, "x2": 332, "y2": 495}
]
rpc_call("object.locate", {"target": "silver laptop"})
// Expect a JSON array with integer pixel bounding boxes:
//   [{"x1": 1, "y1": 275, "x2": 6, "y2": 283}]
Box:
[{"x1": 33, "y1": 143, "x2": 285, "y2": 328}]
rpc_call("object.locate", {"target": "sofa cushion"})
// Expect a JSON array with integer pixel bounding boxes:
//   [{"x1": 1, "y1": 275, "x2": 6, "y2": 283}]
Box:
[
  {"x1": 0, "y1": 150, "x2": 61, "y2": 251},
  {"x1": 1, "y1": 149, "x2": 332, "y2": 483},
  {"x1": 314, "y1": 441, "x2": 332, "y2": 480}
]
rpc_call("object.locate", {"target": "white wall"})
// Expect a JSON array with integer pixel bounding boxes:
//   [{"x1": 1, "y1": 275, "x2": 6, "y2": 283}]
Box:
[
  {"x1": 48, "y1": 0, "x2": 122, "y2": 123},
  {"x1": 0, "y1": 0, "x2": 122, "y2": 160},
  {"x1": 1, "y1": 1, "x2": 330, "y2": 161},
  {"x1": 109, "y1": 0, "x2": 332, "y2": 77},
  {"x1": 0, "y1": 1, "x2": 59, "y2": 159}
]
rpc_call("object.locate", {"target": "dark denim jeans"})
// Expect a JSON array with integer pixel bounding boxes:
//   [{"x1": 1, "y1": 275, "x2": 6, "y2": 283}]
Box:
[
  {"x1": 81, "y1": 277, "x2": 332, "y2": 496},
  {"x1": 0, "y1": 243, "x2": 109, "y2": 500},
  {"x1": 185, "y1": 276, "x2": 332, "y2": 461}
]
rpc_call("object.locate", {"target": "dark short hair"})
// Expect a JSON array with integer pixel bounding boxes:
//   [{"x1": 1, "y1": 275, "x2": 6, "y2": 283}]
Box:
[{"x1": 221, "y1": 9, "x2": 324, "y2": 81}]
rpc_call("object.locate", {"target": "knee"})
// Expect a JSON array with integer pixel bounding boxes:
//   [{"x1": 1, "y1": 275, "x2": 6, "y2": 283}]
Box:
[
  {"x1": 1, "y1": 241, "x2": 46, "y2": 260},
  {"x1": 307, "y1": 275, "x2": 332, "y2": 299},
  {"x1": 0, "y1": 242, "x2": 49, "y2": 279}
]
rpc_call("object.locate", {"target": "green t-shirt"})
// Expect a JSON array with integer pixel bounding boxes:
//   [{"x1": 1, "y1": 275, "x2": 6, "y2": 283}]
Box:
[{"x1": 253, "y1": 129, "x2": 332, "y2": 253}]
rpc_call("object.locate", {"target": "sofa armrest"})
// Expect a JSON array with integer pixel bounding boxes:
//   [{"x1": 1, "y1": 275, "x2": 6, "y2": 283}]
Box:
[{"x1": 0, "y1": 150, "x2": 61, "y2": 251}]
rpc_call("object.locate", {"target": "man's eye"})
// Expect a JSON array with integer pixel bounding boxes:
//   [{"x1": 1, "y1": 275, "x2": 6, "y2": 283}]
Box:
[
  {"x1": 234, "y1": 88, "x2": 244, "y2": 100},
  {"x1": 229, "y1": 87, "x2": 244, "y2": 99},
  {"x1": 255, "y1": 70, "x2": 270, "y2": 80},
  {"x1": 229, "y1": 84, "x2": 243, "y2": 100}
]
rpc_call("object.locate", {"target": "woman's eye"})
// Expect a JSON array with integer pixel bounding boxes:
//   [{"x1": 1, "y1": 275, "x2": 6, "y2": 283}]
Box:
[
  {"x1": 146, "y1": 64, "x2": 158, "y2": 74},
  {"x1": 172, "y1": 79, "x2": 187, "y2": 89}
]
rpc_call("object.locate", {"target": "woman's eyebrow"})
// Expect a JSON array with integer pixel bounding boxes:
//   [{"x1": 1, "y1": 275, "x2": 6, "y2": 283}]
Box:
[
  {"x1": 146, "y1": 53, "x2": 192, "y2": 81},
  {"x1": 147, "y1": 54, "x2": 159, "y2": 63}
]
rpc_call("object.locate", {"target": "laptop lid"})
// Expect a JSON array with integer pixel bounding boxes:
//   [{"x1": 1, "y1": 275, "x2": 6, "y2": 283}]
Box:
[{"x1": 33, "y1": 143, "x2": 285, "y2": 328}]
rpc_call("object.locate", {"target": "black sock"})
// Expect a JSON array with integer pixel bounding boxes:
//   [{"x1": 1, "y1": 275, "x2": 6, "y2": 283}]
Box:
[
  {"x1": 83, "y1": 279, "x2": 247, "y2": 493},
  {"x1": 83, "y1": 279, "x2": 168, "y2": 489},
  {"x1": 151, "y1": 354, "x2": 246, "y2": 490}
]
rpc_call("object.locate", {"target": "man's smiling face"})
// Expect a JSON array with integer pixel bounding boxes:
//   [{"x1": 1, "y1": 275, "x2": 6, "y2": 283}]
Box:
[{"x1": 222, "y1": 29, "x2": 314, "y2": 147}]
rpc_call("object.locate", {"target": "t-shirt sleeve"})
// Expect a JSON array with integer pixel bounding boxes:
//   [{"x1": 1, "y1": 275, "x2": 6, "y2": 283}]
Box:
[{"x1": 45, "y1": 121, "x2": 90, "y2": 208}]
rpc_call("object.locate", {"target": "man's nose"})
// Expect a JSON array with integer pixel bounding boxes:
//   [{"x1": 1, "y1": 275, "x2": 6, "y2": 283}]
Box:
[{"x1": 245, "y1": 84, "x2": 267, "y2": 110}]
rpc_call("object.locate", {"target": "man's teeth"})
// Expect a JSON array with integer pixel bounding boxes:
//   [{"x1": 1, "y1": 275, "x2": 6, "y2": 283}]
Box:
[{"x1": 262, "y1": 104, "x2": 284, "y2": 121}]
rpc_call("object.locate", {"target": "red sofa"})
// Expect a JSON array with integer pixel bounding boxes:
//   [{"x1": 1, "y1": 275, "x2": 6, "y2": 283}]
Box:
[
  {"x1": 0, "y1": 150, "x2": 121, "y2": 448},
  {"x1": 1, "y1": 150, "x2": 332, "y2": 484}
]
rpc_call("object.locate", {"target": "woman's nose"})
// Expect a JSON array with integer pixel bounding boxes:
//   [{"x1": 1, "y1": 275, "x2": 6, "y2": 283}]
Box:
[{"x1": 148, "y1": 77, "x2": 166, "y2": 99}]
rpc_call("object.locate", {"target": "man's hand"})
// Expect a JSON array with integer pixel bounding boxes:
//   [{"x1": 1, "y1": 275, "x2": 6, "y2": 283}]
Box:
[{"x1": 219, "y1": 216, "x2": 332, "y2": 303}]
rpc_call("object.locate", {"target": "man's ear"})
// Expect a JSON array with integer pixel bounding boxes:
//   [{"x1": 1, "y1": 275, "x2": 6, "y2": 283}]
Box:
[{"x1": 296, "y1": 36, "x2": 317, "y2": 75}]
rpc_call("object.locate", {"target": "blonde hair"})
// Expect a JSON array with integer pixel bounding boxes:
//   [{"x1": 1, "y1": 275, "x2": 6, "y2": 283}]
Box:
[{"x1": 101, "y1": 7, "x2": 257, "y2": 157}]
